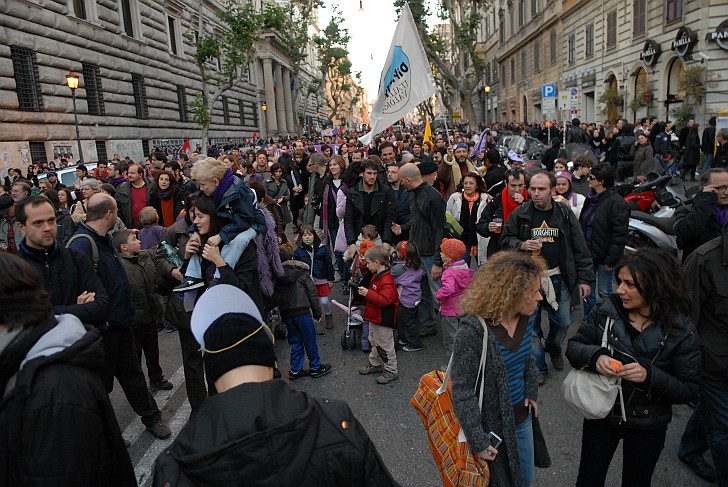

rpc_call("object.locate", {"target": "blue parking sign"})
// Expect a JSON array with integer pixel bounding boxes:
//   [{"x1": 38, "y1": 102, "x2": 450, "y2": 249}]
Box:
[{"x1": 542, "y1": 83, "x2": 556, "y2": 98}]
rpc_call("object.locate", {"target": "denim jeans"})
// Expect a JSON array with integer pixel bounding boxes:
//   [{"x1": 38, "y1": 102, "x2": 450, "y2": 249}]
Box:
[
  {"x1": 285, "y1": 313, "x2": 321, "y2": 373},
  {"x1": 530, "y1": 313, "x2": 548, "y2": 374},
  {"x1": 702, "y1": 153, "x2": 715, "y2": 173},
  {"x1": 186, "y1": 228, "x2": 256, "y2": 279},
  {"x1": 679, "y1": 377, "x2": 728, "y2": 486},
  {"x1": 531, "y1": 276, "x2": 573, "y2": 365},
  {"x1": 516, "y1": 414, "x2": 535, "y2": 487},
  {"x1": 583, "y1": 265, "x2": 614, "y2": 320},
  {"x1": 576, "y1": 418, "x2": 667, "y2": 486},
  {"x1": 419, "y1": 255, "x2": 441, "y2": 332}
]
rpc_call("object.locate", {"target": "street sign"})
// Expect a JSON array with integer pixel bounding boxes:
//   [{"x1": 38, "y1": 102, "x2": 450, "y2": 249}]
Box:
[
  {"x1": 542, "y1": 83, "x2": 557, "y2": 99},
  {"x1": 570, "y1": 87, "x2": 579, "y2": 97},
  {"x1": 453, "y1": 111, "x2": 460, "y2": 120},
  {"x1": 559, "y1": 92, "x2": 569, "y2": 110}
]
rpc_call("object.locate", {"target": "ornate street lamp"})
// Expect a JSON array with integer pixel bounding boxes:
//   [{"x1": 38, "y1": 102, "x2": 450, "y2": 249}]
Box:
[
  {"x1": 484, "y1": 85, "x2": 491, "y2": 125},
  {"x1": 261, "y1": 101, "x2": 267, "y2": 112},
  {"x1": 65, "y1": 71, "x2": 84, "y2": 164}
]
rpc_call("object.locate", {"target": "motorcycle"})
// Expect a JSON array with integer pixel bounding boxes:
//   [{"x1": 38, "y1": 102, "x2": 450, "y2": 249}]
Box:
[
  {"x1": 626, "y1": 206, "x2": 682, "y2": 261},
  {"x1": 614, "y1": 173, "x2": 689, "y2": 213}
]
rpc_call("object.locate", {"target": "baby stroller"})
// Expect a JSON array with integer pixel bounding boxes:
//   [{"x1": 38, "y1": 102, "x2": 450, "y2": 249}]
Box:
[{"x1": 333, "y1": 252, "x2": 368, "y2": 350}]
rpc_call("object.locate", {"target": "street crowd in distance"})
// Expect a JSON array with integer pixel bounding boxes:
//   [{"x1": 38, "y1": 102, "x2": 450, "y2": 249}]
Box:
[{"x1": 1, "y1": 115, "x2": 728, "y2": 486}]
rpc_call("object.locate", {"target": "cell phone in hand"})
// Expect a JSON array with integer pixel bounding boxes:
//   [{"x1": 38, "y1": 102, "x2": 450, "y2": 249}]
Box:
[{"x1": 487, "y1": 431, "x2": 502, "y2": 449}]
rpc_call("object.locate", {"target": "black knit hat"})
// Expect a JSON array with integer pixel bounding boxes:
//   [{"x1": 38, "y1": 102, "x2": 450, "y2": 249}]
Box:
[{"x1": 191, "y1": 285, "x2": 274, "y2": 384}]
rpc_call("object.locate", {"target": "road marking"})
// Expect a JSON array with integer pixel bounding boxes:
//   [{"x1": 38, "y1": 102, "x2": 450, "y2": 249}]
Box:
[{"x1": 121, "y1": 364, "x2": 186, "y2": 444}]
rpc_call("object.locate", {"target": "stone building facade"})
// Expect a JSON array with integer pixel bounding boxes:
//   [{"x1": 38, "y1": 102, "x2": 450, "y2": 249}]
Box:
[{"x1": 0, "y1": 0, "x2": 322, "y2": 172}]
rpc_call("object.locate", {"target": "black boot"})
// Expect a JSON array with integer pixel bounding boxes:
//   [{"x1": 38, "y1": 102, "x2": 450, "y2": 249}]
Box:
[{"x1": 325, "y1": 314, "x2": 334, "y2": 329}]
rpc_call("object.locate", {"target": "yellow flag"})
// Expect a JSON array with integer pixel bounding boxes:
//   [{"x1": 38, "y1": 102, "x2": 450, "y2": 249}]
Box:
[{"x1": 423, "y1": 121, "x2": 432, "y2": 144}]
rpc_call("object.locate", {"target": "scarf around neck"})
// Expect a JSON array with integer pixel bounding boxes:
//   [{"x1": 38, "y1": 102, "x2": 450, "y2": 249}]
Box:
[
  {"x1": 211, "y1": 169, "x2": 235, "y2": 206},
  {"x1": 502, "y1": 188, "x2": 527, "y2": 223},
  {"x1": 712, "y1": 205, "x2": 728, "y2": 229}
]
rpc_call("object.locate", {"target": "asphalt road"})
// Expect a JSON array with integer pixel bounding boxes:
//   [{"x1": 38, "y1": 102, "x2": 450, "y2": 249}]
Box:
[{"x1": 112, "y1": 295, "x2": 714, "y2": 487}]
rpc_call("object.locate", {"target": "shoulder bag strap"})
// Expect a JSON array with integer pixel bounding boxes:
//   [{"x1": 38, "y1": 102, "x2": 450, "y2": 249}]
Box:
[{"x1": 601, "y1": 316, "x2": 613, "y2": 349}]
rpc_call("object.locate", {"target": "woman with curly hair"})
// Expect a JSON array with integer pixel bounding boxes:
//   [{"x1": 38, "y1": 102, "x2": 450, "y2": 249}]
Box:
[
  {"x1": 566, "y1": 248, "x2": 700, "y2": 486},
  {"x1": 451, "y1": 251, "x2": 551, "y2": 487}
]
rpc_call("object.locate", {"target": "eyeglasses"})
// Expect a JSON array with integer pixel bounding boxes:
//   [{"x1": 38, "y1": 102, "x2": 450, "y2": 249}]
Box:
[{"x1": 715, "y1": 185, "x2": 728, "y2": 192}]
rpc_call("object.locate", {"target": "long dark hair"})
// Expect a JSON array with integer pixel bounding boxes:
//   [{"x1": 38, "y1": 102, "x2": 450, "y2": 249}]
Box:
[
  {"x1": 192, "y1": 195, "x2": 223, "y2": 244},
  {"x1": 614, "y1": 248, "x2": 691, "y2": 331},
  {"x1": 296, "y1": 224, "x2": 321, "y2": 248},
  {"x1": 400, "y1": 240, "x2": 422, "y2": 271}
]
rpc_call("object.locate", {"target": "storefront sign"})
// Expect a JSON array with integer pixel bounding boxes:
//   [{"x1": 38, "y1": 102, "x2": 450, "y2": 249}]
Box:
[
  {"x1": 672, "y1": 27, "x2": 697, "y2": 58},
  {"x1": 706, "y1": 19, "x2": 728, "y2": 50},
  {"x1": 582, "y1": 75, "x2": 596, "y2": 89},
  {"x1": 640, "y1": 40, "x2": 661, "y2": 66}
]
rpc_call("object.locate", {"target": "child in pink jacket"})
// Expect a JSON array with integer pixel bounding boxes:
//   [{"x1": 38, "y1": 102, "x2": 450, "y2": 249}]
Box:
[{"x1": 435, "y1": 239, "x2": 474, "y2": 355}]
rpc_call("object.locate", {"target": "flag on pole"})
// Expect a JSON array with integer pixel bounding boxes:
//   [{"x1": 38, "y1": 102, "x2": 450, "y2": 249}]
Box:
[
  {"x1": 422, "y1": 121, "x2": 432, "y2": 144},
  {"x1": 359, "y1": 3, "x2": 436, "y2": 146},
  {"x1": 252, "y1": 131, "x2": 257, "y2": 142},
  {"x1": 469, "y1": 129, "x2": 490, "y2": 157},
  {"x1": 181, "y1": 139, "x2": 191, "y2": 156}
]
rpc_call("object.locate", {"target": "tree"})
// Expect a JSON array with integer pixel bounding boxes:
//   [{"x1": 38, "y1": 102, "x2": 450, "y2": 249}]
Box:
[
  {"x1": 188, "y1": 0, "x2": 264, "y2": 151},
  {"x1": 394, "y1": 0, "x2": 486, "y2": 123},
  {"x1": 314, "y1": 11, "x2": 362, "y2": 127}
]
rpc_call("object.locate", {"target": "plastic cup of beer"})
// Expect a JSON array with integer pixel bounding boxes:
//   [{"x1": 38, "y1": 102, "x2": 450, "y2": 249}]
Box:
[
  {"x1": 493, "y1": 218, "x2": 503, "y2": 234},
  {"x1": 531, "y1": 239, "x2": 542, "y2": 255}
]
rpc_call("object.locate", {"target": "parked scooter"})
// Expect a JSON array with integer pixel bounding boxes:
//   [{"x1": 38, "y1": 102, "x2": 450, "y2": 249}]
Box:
[
  {"x1": 614, "y1": 174, "x2": 685, "y2": 213},
  {"x1": 626, "y1": 207, "x2": 682, "y2": 261}
]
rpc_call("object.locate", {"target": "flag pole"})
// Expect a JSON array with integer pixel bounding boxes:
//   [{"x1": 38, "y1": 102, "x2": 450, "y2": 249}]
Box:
[{"x1": 436, "y1": 90, "x2": 451, "y2": 146}]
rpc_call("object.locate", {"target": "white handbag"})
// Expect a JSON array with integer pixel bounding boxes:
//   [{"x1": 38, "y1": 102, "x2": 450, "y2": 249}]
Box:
[{"x1": 562, "y1": 317, "x2": 627, "y2": 421}]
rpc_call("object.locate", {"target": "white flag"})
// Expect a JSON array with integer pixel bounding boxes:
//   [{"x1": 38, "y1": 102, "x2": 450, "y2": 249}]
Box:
[{"x1": 359, "y1": 3, "x2": 436, "y2": 146}]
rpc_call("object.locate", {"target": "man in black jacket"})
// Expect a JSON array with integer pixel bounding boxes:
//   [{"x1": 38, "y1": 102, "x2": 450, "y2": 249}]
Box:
[
  {"x1": 69, "y1": 193, "x2": 171, "y2": 440},
  {"x1": 674, "y1": 168, "x2": 728, "y2": 261},
  {"x1": 566, "y1": 118, "x2": 589, "y2": 145},
  {"x1": 153, "y1": 285, "x2": 399, "y2": 487},
  {"x1": 678, "y1": 228, "x2": 728, "y2": 483},
  {"x1": 344, "y1": 160, "x2": 396, "y2": 257},
  {"x1": 0, "y1": 253, "x2": 135, "y2": 487},
  {"x1": 501, "y1": 171, "x2": 594, "y2": 376},
  {"x1": 579, "y1": 164, "x2": 629, "y2": 319},
  {"x1": 15, "y1": 196, "x2": 109, "y2": 327}
]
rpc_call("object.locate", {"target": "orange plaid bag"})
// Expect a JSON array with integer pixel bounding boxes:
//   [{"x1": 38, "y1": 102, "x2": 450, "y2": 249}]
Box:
[{"x1": 411, "y1": 320, "x2": 490, "y2": 487}]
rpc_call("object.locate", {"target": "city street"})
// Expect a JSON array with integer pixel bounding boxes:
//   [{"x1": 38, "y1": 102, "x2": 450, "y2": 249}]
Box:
[{"x1": 113, "y1": 294, "x2": 713, "y2": 487}]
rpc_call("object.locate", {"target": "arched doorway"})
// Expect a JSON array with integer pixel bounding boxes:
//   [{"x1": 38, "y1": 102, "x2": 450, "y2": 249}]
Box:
[
  {"x1": 665, "y1": 57, "x2": 685, "y2": 120},
  {"x1": 631, "y1": 67, "x2": 650, "y2": 122},
  {"x1": 601, "y1": 73, "x2": 621, "y2": 124}
]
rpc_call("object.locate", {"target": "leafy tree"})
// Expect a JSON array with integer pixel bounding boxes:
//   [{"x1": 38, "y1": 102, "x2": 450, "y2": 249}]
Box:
[
  {"x1": 188, "y1": 0, "x2": 264, "y2": 150},
  {"x1": 314, "y1": 10, "x2": 362, "y2": 127},
  {"x1": 395, "y1": 0, "x2": 486, "y2": 123}
]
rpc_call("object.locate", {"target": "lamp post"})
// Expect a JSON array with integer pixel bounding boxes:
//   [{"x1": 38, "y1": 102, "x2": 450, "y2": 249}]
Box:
[
  {"x1": 260, "y1": 101, "x2": 267, "y2": 140},
  {"x1": 484, "y1": 85, "x2": 491, "y2": 125},
  {"x1": 65, "y1": 71, "x2": 84, "y2": 164}
]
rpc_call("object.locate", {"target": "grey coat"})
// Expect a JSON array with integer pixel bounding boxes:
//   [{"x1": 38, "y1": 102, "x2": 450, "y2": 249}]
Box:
[
  {"x1": 451, "y1": 315, "x2": 550, "y2": 487},
  {"x1": 264, "y1": 178, "x2": 292, "y2": 225}
]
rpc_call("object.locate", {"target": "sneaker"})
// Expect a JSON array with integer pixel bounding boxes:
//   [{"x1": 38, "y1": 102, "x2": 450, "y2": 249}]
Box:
[
  {"x1": 309, "y1": 363, "x2": 332, "y2": 378},
  {"x1": 164, "y1": 324, "x2": 178, "y2": 334},
  {"x1": 402, "y1": 344, "x2": 423, "y2": 352},
  {"x1": 357, "y1": 363, "x2": 382, "y2": 375},
  {"x1": 361, "y1": 347, "x2": 371, "y2": 354},
  {"x1": 376, "y1": 371, "x2": 398, "y2": 384},
  {"x1": 173, "y1": 277, "x2": 204, "y2": 293},
  {"x1": 150, "y1": 379, "x2": 174, "y2": 390},
  {"x1": 397, "y1": 339, "x2": 408, "y2": 346},
  {"x1": 146, "y1": 419, "x2": 171, "y2": 439},
  {"x1": 549, "y1": 353, "x2": 564, "y2": 370},
  {"x1": 289, "y1": 369, "x2": 309, "y2": 381}
]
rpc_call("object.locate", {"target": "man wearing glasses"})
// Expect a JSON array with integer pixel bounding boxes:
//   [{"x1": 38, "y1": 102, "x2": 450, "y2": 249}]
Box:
[{"x1": 674, "y1": 167, "x2": 728, "y2": 261}]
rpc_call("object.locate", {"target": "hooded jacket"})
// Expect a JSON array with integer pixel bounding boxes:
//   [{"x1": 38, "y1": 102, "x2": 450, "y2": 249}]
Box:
[
  {"x1": 152, "y1": 379, "x2": 399, "y2": 487},
  {"x1": 275, "y1": 260, "x2": 323, "y2": 320},
  {"x1": 0, "y1": 315, "x2": 135, "y2": 487},
  {"x1": 119, "y1": 250, "x2": 171, "y2": 327},
  {"x1": 390, "y1": 261, "x2": 424, "y2": 309},
  {"x1": 435, "y1": 261, "x2": 474, "y2": 316},
  {"x1": 363, "y1": 269, "x2": 398, "y2": 328},
  {"x1": 566, "y1": 296, "x2": 700, "y2": 429},
  {"x1": 292, "y1": 242, "x2": 335, "y2": 282}
]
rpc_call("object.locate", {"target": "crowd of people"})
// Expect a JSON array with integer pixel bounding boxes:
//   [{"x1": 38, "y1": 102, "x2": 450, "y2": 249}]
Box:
[{"x1": 1, "y1": 118, "x2": 727, "y2": 486}]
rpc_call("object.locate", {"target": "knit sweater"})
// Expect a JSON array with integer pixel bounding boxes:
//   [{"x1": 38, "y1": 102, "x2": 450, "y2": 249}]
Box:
[{"x1": 451, "y1": 314, "x2": 550, "y2": 487}]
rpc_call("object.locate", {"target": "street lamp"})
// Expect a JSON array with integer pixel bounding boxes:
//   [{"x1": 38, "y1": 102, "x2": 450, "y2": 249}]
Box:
[
  {"x1": 261, "y1": 101, "x2": 267, "y2": 112},
  {"x1": 260, "y1": 101, "x2": 267, "y2": 140},
  {"x1": 65, "y1": 71, "x2": 84, "y2": 164},
  {"x1": 484, "y1": 85, "x2": 491, "y2": 125}
]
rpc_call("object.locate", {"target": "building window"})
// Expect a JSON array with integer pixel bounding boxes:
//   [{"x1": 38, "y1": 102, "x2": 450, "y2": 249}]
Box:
[
  {"x1": 633, "y1": 0, "x2": 646, "y2": 36},
  {"x1": 534, "y1": 39, "x2": 541, "y2": 72},
  {"x1": 131, "y1": 73, "x2": 148, "y2": 119},
  {"x1": 550, "y1": 29, "x2": 557, "y2": 64},
  {"x1": 82, "y1": 63, "x2": 105, "y2": 116},
  {"x1": 239, "y1": 99, "x2": 246, "y2": 125},
  {"x1": 29, "y1": 141, "x2": 48, "y2": 164},
  {"x1": 606, "y1": 10, "x2": 617, "y2": 49},
  {"x1": 499, "y1": 10, "x2": 506, "y2": 44},
  {"x1": 509, "y1": 3, "x2": 515, "y2": 35},
  {"x1": 521, "y1": 50, "x2": 527, "y2": 76},
  {"x1": 501, "y1": 63, "x2": 506, "y2": 84},
  {"x1": 120, "y1": 0, "x2": 136, "y2": 37},
  {"x1": 568, "y1": 33, "x2": 575, "y2": 64},
  {"x1": 510, "y1": 57, "x2": 516, "y2": 83},
  {"x1": 493, "y1": 59, "x2": 498, "y2": 81},
  {"x1": 222, "y1": 96, "x2": 230, "y2": 125},
  {"x1": 72, "y1": 0, "x2": 87, "y2": 19},
  {"x1": 485, "y1": 10, "x2": 491, "y2": 38},
  {"x1": 167, "y1": 15, "x2": 183, "y2": 55},
  {"x1": 532, "y1": 0, "x2": 539, "y2": 15},
  {"x1": 176, "y1": 85, "x2": 188, "y2": 122},
  {"x1": 519, "y1": 0, "x2": 526, "y2": 27},
  {"x1": 665, "y1": 0, "x2": 682, "y2": 24},
  {"x1": 95, "y1": 141, "x2": 108, "y2": 162},
  {"x1": 585, "y1": 24, "x2": 594, "y2": 58},
  {"x1": 10, "y1": 46, "x2": 44, "y2": 112},
  {"x1": 141, "y1": 139, "x2": 151, "y2": 158}
]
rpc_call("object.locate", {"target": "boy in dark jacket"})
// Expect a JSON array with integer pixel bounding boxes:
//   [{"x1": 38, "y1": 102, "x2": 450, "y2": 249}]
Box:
[
  {"x1": 276, "y1": 249, "x2": 332, "y2": 380},
  {"x1": 356, "y1": 245, "x2": 399, "y2": 385},
  {"x1": 114, "y1": 229, "x2": 175, "y2": 390}
]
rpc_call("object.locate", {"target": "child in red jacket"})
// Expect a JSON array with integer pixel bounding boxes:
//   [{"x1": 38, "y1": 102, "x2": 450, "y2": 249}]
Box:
[{"x1": 356, "y1": 245, "x2": 399, "y2": 384}]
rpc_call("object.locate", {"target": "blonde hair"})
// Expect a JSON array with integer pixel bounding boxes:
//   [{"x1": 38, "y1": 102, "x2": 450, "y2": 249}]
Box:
[
  {"x1": 191, "y1": 157, "x2": 227, "y2": 182},
  {"x1": 139, "y1": 206, "x2": 159, "y2": 227},
  {"x1": 364, "y1": 245, "x2": 389, "y2": 265},
  {"x1": 459, "y1": 250, "x2": 546, "y2": 323}
]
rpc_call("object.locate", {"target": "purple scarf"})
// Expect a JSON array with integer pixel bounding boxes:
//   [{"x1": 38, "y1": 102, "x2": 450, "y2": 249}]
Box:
[
  {"x1": 713, "y1": 205, "x2": 728, "y2": 229},
  {"x1": 211, "y1": 169, "x2": 235, "y2": 206}
]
